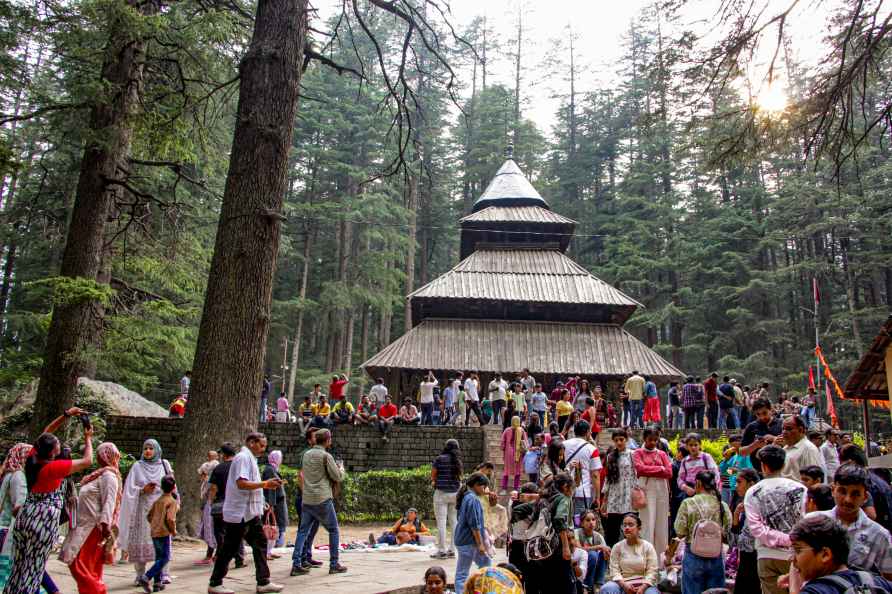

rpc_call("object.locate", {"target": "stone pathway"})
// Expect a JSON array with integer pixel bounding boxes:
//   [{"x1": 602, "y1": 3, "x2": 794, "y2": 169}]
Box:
[{"x1": 46, "y1": 538, "x2": 507, "y2": 593}]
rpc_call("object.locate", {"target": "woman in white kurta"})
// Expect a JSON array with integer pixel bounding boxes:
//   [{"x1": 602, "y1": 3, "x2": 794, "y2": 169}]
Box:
[
  {"x1": 118, "y1": 439, "x2": 173, "y2": 582},
  {"x1": 60, "y1": 442, "x2": 122, "y2": 594}
]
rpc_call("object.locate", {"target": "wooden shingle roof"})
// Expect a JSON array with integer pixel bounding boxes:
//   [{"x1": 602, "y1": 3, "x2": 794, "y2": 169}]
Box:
[
  {"x1": 460, "y1": 205, "x2": 576, "y2": 226},
  {"x1": 409, "y1": 248, "x2": 641, "y2": 313},
  {"x1": 843, "y1": 315, "x2": 892, "y2": 405},
  {"x1": 363, "y1": 318, "x2": 685, "y2": 381}
]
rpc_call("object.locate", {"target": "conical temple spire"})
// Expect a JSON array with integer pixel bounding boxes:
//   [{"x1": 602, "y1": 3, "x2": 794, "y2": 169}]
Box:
[{"x1": 472, "y1": 158, "x2": 549, "y2": 212}]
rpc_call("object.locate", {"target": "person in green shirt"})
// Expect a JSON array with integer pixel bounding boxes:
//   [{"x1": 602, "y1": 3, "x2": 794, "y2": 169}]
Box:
[
  {"x1": 673, "y1": 470, "x2": 732, "y2": 594},
  {"x1": 548, "y1": 473, "x2": 576, "y2": 594}
]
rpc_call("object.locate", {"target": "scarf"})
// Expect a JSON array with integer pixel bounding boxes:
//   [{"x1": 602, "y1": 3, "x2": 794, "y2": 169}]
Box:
[
  {"x1": 1, "y1": 442, "x2": 33, "y2": 479},
  {"x1": 512, "y1": 417, "x2": 523, "y2": 464},
  {"x1": 81, "y1": 442, "x2": 123, "y2": 526},
  {"x1": 139, "y1": 439, "x2": 162, "y2": 468},
  {"x1": 268, "y1": 450, "x2": 282, "y2": 471}
]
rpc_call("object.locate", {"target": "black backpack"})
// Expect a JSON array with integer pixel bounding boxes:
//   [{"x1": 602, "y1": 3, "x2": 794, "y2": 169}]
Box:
[{"x1": 809, "y1": 571, "x2": 890, "y2": 594}]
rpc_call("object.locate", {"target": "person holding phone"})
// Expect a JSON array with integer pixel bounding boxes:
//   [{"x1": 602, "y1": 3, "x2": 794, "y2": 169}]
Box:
[
  {"x1": 208, "y1": 432, "x2": 285, "y2": 593},
  {"x1": 2, "y1": 407, "x2": 93, "y2": 594},
  {"x1": 118, "y1": 439, "x2": 174, "y2": 585}
]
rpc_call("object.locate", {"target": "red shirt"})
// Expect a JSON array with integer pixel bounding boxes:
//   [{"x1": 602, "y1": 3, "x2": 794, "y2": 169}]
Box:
[
  {"x1": 329, "y1": 379, "x2": 348, "y2": 400},
  {"x1": 703, "y1": 377, "x2": 718, "y2": 403},
  {"x1": 31, "y1": 458, "x2": 72, "y2": 494},
  {"x1": 581, "y1": 408, "x2": 601, "y2": 435},
  {"x1": 378, "y1": 403, "x2": 398, "y2": 419}
]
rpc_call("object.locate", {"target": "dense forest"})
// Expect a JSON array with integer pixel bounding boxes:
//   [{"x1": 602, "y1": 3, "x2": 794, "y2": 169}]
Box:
[{"x1": 1, "y1": 0, "x2": 891, "y2": 438}]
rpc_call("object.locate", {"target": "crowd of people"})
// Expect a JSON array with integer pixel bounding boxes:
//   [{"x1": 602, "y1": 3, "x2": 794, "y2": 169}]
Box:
[
  {"x1": 425, "y1": 399, "x2": 892, "y2": 594},
  {"x1": 2, "y1": 367, "x2": 891, "y2": 594}
]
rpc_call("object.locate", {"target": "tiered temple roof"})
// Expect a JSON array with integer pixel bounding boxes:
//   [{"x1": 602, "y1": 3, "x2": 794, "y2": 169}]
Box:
[{"x1": 362, "y1": 155, "x2": 684, "y2": 390}]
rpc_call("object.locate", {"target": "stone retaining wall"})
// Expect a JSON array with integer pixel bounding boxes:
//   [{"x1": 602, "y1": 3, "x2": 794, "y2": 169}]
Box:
[{"x1": 104, "y1": 416, "x2": 485, "y2": 472}]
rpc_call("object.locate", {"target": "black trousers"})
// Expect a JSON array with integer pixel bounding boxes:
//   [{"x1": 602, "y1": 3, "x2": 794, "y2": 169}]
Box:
[
  {"x1": 707, "y1": 401, "x2": 718, "y2": 428},
  {"x1": 209, "y1": 517, "x2": 269, "y2": 587},
  {"x1": 212, "y1": 512, "x2": 244, "y2": 563},
  {"x1": 602, "y1": 513, "x2": 625, "y2": 547},
  {"x1": 465, "y1": 401, "x2": 485, "y2": 426}
]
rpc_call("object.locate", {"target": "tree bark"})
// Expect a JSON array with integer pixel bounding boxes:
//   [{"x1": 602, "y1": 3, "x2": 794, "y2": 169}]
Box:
[
  {"x1": 404, "y1": 174, "x2": 418, "y2": 331},
  {"x1": 30, "y1": 0, "x2": 154, "y2": 435},
  {"x1": 177, "y1": 0, "x2": 307, "y2": 534},
  {"x1": 286, "y1": 227, "x2": 312, "y2": 401}
]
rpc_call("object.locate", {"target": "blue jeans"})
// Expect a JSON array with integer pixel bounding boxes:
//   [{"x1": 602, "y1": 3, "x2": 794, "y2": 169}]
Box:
[
  {"x1": 145, "y1": 536, "x2": 171, "y2": 583},
  {"x1": 600, "y1": 581, "x2": 659, "y2": 594},
  {"x1": 259, "y1": 397, "x2": 268, "y2": 423},
  {"x1": 622, "y1": 400, "x2": 631, "y2": 425},
  {"x1": 719, "y1": 406, "x2": 738, "y2": 429},
  {"x1": 629, "y1": 399, "x2": 643, "y2": 428},
  {"x1": 420, "y1": 402, "x2": 434, "y2": 425},
  {"x1": 583, "y1": 550, "x2": 608, "y2": 588},
  {"x1": 802, "y1": 405, "x2": 815, "y2": 428},
  {"x1": 455, "y1": 543, "x2": 491, "y2": 594},
  {"x1": 681, "y1": 549, "x2": 725, "y2": 594},
  {"x1": 292, "y1": 499, "x2": 339, "y2": 568}
]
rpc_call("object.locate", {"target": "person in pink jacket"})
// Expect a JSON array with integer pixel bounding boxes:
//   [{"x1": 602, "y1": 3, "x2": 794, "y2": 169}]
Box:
[{"x1": 633, "y1": 427, "x2": 673, "y2": 557}]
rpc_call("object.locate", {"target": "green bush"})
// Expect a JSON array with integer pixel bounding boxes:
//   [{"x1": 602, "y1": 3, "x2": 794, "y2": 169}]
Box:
[
  {"x1": 277, "y1": 463, "x2": 434, "y2": 523},
  {"x1": 667, "y1": 435, "x2": 729, "y2": 462}
]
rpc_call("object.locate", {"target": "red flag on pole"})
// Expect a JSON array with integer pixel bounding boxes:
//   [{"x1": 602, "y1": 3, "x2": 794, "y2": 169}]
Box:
[
  {"x1": 813, "y1": 277, "x2": 820, "y2": 304},
  {"x1": 808, "y1": 366, "x2": 815, "y2": 390},
  {"x1": 825, "y1": 382, "x2": 839, "y2": 428}
]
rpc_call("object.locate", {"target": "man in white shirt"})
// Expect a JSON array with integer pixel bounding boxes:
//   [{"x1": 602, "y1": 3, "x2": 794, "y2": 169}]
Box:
[
  {"x1": 180, "y1": 370, "x2": 191, "y2": 395},
  {"x1": 368, "y1": 378, "x2": 388, "y2": 409},
  {"x1": 778, "y1": 415, "x2": 826, "y2": 482},
  {"x1": 487, "y1": 373, "x2": 508, "y2": 425},
  {"x1": 209, "y1": 432, "x2": 284, "y2": 594},
  {"x1": 562, "y1": 420, "x2": 602, "y2": 518},
  {"x1": 820, "y1": 428, "x2": 841, "y2": 481},
  {"x1": 419, "y1": 371, "x2": 438, "y2": 426},
  {"x1": 464, "y1": 372, "x2": 485, "y2": 426}
]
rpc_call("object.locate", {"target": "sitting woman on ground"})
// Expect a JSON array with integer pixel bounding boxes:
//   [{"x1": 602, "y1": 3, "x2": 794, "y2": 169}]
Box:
[
  {"x1": 600, "y1": 513, "x2": 660, "y2": 594},
  {"x1": 576, "y1": 510, "x2": 611, "y2": 592},
  {"x1": 3, "y1": 407, "x2": 94, "y2": 594},
  {"x1": 673, "y1": 470, "x2": 732, "y2": 594},
  {"x1": 375, "y1": 508, "x2": 430, "y2": 545}
]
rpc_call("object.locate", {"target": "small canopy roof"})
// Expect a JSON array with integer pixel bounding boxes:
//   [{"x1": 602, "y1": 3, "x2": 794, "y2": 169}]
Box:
[
  {"x1": 843, "y1": 314, "x2": 891, "y2": 407},
  {"x1": 472, "y1": 160, "x2": 549, "y2": 212}
]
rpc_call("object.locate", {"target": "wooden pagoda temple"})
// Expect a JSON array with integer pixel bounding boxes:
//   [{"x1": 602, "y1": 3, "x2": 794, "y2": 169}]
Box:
[{"x1": 362, "y1": 154, "x2": 684, "y2": 397}]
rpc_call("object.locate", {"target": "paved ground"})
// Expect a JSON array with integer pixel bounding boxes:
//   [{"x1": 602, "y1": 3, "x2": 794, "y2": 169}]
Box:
[{"x1": 46, "y1": 524, "x2": 507, "y2": 594}]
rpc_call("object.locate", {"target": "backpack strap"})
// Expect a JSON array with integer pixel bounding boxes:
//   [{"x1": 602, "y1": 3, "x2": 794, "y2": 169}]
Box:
[{"x1": 811, "y1": 572, "x2": 865, "y2": 592}]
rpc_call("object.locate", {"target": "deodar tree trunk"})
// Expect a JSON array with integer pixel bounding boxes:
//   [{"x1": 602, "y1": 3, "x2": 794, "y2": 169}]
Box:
[
  {"x1": 177, "y1": 0, "x2": 308, "y2": 533},
  {"x1": 31, "y1": 0, "x2": 154, "y2": 436}
]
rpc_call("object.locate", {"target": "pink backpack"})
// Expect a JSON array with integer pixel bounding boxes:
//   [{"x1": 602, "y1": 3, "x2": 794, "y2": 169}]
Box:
[{"x1": 689, "y1": 499, "x2": 723, "y2": 558}]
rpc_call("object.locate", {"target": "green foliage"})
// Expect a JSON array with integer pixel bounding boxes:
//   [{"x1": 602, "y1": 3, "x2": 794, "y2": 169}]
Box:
[
  {"x1": 666, "y1": 436, "x2": 729, "y2": 463},
  {"x1": 338, "y1": 465, "x2": 434, "y2": 522}
]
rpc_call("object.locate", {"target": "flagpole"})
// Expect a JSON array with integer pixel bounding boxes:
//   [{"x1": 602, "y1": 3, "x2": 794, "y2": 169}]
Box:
[{"x1": 813, "y1": 277, "x2": 823, "y2": 423}]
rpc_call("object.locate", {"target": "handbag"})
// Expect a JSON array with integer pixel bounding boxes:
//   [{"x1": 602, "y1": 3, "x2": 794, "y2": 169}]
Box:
[
  {"x1": 262, "y1": 508, "x2": 278, "y2": 541},
  {"x1": 631, "y1": 484, "x2": 647, "y2": 510}
]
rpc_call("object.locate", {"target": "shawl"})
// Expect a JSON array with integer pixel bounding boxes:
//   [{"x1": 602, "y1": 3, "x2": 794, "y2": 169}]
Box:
[
  {"x1": 511, "y1": 417, "x2": 523, "y2": 464},
  {"x1": 117, "y1": 439, "x2": 169, "y2": 547},
  {"x1": 1, "y1": 443, "x2": 32, "y2": 480},
  {"x1": 81, "y1": 443, "x2": 123, "y2": 526}
]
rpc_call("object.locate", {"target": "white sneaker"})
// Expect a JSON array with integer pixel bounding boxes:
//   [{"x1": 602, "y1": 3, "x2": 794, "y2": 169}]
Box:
[
  {"x1": 257, "y1": 584, "x2": 284, "y2": 593},
  {"x1": 207, "y1": 585, "x2": 235, "y2": 594}
]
